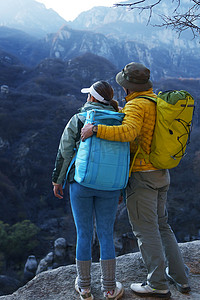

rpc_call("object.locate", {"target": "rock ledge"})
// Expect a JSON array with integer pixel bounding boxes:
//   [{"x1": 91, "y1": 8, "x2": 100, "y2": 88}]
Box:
[{"x1": 0, "y1": 240, "x2": 199, "y2": 300}]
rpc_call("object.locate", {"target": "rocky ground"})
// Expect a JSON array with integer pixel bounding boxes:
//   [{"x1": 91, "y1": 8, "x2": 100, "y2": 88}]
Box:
[{"x1": 0, "y1": 240, "x2": 199, "y2": 300}]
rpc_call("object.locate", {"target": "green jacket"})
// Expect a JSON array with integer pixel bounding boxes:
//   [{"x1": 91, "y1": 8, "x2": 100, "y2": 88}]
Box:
[{"x1": 52, "y1": 101, "x2": 116, "y2": 185}]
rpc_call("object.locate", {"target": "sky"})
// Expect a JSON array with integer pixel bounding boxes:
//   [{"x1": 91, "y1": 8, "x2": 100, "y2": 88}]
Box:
[{"x1": 37, "y1": 0, "x2": 119, "y2": 21}]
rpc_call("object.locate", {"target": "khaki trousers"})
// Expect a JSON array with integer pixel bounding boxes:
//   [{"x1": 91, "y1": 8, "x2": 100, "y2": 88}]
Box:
[{"x1": 126, "y1": 169, "x2": 188, "y2": 290}]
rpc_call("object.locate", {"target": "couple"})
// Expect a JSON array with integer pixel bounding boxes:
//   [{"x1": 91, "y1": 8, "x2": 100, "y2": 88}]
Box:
[{"x1": 52, "y1": 62, "x2": 190, "y2": 300}]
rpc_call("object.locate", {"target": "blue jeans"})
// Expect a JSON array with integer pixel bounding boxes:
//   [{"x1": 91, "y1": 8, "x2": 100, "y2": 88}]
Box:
[{"x1": 69, "y1": 182, "x2": 120, "y2": 261}]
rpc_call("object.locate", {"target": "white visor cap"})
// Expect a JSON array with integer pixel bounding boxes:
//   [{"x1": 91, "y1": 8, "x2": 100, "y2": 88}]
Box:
[{"x1": 81, "y1": 85, "x2": 110, "y2": 104}]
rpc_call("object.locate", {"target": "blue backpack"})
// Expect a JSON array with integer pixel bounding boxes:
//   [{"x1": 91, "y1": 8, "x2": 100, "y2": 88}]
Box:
[{"x1": 74, "y1": 109, "x2": 130, "y2": 191}]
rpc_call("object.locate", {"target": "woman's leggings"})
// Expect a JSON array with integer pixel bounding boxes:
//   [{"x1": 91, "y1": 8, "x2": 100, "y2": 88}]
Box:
[{"x1": 69, "y1": 182, "x2": 120, "y2": 261}]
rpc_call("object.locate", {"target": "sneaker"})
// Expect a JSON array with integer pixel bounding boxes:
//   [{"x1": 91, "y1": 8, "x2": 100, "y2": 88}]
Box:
[
  {"x1": 130, "y1": 282, "x2": 171, "y2": 299},
  {"x1": 75, "y1": 277, "x2": 94, "y2": 300},
  {"x1": 104, "y1": 282, "x2": 124, "y2": 299},
  {"x1": 165, "y1": 267, "x2": 191, "y2": 293}
]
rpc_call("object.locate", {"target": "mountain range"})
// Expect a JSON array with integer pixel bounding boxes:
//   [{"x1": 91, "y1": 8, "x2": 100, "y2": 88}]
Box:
[
  {"x1": 67, "y1": 3, "x2": 198, "y2": 48},
  {"x1": 49, "y1": 25, "x2": 200, "y2": 81},
  {"x1": 0, "y1": 24, "x2": 199, "y2": 82},
  {"x1": 0, "y1": 0, "x2": 199, "y2": 80}
]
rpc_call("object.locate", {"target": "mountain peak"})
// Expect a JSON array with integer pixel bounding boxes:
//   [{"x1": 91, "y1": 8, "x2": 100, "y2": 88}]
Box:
[{"x1": 0, "y1": 0, "x2": 67, "y2": 37}]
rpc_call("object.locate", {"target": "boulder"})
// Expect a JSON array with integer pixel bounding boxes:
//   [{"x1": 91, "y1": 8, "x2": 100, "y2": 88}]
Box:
[
  {"x1": 0, "y1": 276, "x2": 21, "y2": 297},
  {"x1": 24, "y1": 255, "x2": 38, "y2": 283},
  {"x1": 36, "y1": 252, "x2": 53, "y2": 275},
  {"x1": 36, "y1": 237, "x2": 70, "y2": 276},
  {"x1": 53, "y1": 238, "x2": 67, "y2": 268}
]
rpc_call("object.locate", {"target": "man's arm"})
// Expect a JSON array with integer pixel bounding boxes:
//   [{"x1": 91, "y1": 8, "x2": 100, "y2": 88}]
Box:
[{"x1": 81, "y1": 100, "x2": 144, "y2": 142}]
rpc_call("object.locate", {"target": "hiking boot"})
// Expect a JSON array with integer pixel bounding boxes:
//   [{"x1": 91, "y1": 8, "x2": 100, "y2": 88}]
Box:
[
  {"x1": 75, "y1": 277, "x2": 94, "y2": 300},
  {"x1": 165, "y1": 267, "x2": 191, "y2": 293},
  {"x1": 104, "y1": 281, "x2": 124, "y2": 299},
  {"x1": 130, "y1": 282, "x2": 171, "y2": 299}
]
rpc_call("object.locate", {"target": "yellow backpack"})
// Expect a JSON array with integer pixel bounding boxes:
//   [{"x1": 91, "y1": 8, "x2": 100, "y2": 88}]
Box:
[{"x1": 137, "y1": 90, "x2": 194, "y2": 169}]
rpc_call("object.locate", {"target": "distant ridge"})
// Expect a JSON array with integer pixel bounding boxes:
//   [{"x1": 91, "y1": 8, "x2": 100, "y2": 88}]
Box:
[{"x1": 67, "y1": 5, "x2": 199, "y2": 49}]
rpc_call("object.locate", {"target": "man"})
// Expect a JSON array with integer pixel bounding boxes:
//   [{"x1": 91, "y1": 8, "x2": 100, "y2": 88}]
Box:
[{"x1": 81, "y1": 62, "x2": 190, "y2": 299}]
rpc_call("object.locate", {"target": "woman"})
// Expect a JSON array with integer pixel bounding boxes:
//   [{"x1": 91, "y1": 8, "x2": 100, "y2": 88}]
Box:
[{"x1": 52, "y1": 81, "x2": 124, "y2": 300}]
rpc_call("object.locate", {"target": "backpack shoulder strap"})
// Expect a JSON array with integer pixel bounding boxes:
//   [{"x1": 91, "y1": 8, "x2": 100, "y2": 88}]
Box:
[
  {"x1": 135, "y1": 95, "x2": 157, "y2": 103},
  {"x1": 62, "y1": 150, "x2": 77, "y2": 189},
  {"x1": 75, "y1": 117, "x2": 84, "y2": 142},
  {"x1": 63, "y1": 116, "x2": 84, "y2": 189}
]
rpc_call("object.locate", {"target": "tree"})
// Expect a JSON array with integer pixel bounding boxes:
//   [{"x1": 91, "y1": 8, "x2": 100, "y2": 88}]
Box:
[
  {"x1": 115, "y1": 0, "x2": 200, "y2": 38},
  {"x1": 0, "y1": 220, "x2": 39, "y2": 266}
]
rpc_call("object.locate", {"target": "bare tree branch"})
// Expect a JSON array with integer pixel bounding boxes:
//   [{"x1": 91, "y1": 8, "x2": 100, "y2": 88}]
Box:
[{"x1": 114, "y1": 0, "x2": 200, "y2": 38}]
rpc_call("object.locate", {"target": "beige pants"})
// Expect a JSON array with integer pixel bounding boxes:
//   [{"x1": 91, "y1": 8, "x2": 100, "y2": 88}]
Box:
[{"x1": 126, "y1": 169, "x2": 188, "y2": 290}]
